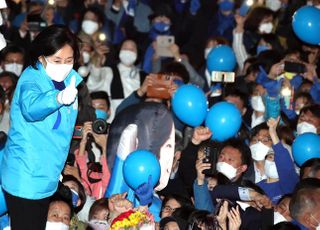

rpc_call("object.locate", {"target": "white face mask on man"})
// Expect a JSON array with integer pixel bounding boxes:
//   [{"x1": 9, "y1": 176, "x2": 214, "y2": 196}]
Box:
[
  {"x1": 273, "y1": 211, "x2": 287, "y2": 224},
  {"x1": 216, "y1": 162, "x2": 237, "y2": 180},
  {"x1": 44, "y1": 57, "x2": 73, "y2": 82},
  {"x1": 296, "y1": 122, "x2": 317, "y2": 135}
]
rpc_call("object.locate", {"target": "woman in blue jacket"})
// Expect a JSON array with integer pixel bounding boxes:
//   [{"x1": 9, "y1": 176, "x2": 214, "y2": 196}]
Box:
[{"x1": 1, "y1": 25, "x2": 82, "y2": 229}]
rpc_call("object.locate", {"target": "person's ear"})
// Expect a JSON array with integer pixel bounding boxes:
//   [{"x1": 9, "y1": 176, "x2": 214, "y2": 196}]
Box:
[{"x1": 239, "y1": 164, "x2": 247, "y2": 174}]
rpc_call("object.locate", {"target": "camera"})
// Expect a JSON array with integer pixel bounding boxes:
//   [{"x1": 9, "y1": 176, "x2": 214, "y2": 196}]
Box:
[
  {"x1": 284, "y1": 61, "x2": 306, "y2": 74},
  {"x1": 72, "y1": 119, "x2": 109, "y2": 139}
]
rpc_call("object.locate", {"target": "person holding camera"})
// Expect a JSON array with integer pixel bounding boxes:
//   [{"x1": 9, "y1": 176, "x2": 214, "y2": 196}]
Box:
[{"x1": 74, "y1": 91, "x2": 111, "y2": 200}]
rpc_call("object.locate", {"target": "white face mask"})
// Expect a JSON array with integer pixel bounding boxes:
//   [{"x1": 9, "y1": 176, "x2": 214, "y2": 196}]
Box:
[
  {"x1": 259, "y1": 22, "x2": 273, "y2": 34},
  {"x1": 273, "y1": 211, "x2": 287, "y2": 224},
  {"x1": 297, "y1": 122, "x2": 317, "y2": 135},
  {"x1": 250, "y1": 141, "x2": 270, "y2": 161},
  {"x1": 88, "y1": 219, "x2": 110, "y2": 230},
  {"x1": 45, "y1": 221, "x2": 69, "y2": 230},
  {"x1": 216, "y1": 162, "x2": 237, "y2": 180},
  {"x1": 44, "y1": 57, "x2": 73, "y2": 82},
  {"x1": 251, "y1": 96, "x2": 265, "y2": 112},
  {"x1": 82, "y1": 20, "x2": 99, "y2": 35},
  {"x1": 119, "y1": 50, "x2": 137, "y2": 66},
  {"x1": 204, "y1": 47, "x2": 212, "y2": 59},
  {"x1": 4, "y1": 63, "x2": 23, "y2": 76},
  {"x1": 82, "y1": 51, "x2": 90, "y2": 64},
  {"x1": 264, "y1": 159, "x2": 279, "y2": 179},
  {"x1": 265, "y1": 0, "x2": 282, "y2": 12}
]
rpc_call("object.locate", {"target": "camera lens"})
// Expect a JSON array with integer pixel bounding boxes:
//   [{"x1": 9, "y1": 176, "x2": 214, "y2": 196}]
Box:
[{"x1": 92, "y1": 119, "x2": 108, "y2": 134}]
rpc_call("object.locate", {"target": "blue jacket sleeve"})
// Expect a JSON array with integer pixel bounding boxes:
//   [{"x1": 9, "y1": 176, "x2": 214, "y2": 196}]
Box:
[
  {"x1": 142, "y1": 45, "x2": 155, "y2": 74},
  {"x1": 193, "y1": 180, "x2": 215, "y2": 213},
  {"x1": 310, "y1": 79, "x2": 320, "y2": 104},
  {"x1": 19, "y1": 82, "x2": 61, "y2": 122},
  {"x1": 209, "y1": 184, "x2": 241, "y2": 203},
  {"x1": 273, "y1": 142, "x2": 299, "y2": 195}
]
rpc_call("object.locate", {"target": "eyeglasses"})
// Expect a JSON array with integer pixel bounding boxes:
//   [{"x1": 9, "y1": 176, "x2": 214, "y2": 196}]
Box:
[
  {"x1": 251, "y1": 136, "x2": 272, "y2": 144},
  {"x1": 162, "y1": 205, "x2": 176, "y2": 213}
]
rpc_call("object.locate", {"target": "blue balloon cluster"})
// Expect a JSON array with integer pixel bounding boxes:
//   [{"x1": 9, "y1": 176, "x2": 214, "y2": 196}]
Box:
[
  {"x1": 123, "y1": 150, "x2": 161, "y2": 190},
  {"x1": 207, "y1": 45, "x2": 236, "y2": 72},
  {"x1": 205, "y1": 102, "x2": 242, "y2": 142},
  {"x1": 292, "y1": 133, "x2": 320, "y2": 166},
  {"x1": 292, "y1": 6, "x2": 320, "y2": 45},
  {"x1": 172, "y1": 84, "x2": 208, "y2": 127}
]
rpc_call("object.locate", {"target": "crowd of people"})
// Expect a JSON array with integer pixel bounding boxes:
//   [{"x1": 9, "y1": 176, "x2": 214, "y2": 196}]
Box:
[{"x1": 0, "y1": 0, "x2": 320, "y2": 229}]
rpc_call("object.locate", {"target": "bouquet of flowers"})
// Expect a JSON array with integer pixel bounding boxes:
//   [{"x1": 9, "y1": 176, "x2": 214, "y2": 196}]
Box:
[{"x1": 110, "y1": 209, "x2": 155, "y2": 230}]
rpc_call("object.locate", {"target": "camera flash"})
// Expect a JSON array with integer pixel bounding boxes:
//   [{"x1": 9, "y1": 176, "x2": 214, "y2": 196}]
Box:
[
  {"x1": 48, "y1": 0, "x2": 55, "y2": 5},
  {"x1": 246, "y1": 0, "x2": 254, "y2": 6},
  {"x1": 281, "y1": 87, "x2": 291, "y2": 97},
  {"x1": 99, "y1": 33, "x2": 107, "y2": 42}
]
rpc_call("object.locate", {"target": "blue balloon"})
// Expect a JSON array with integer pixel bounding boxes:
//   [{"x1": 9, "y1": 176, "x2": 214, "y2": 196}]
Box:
[
  {"x1": 292, "y1": 6, "x2": 320, "y2": 45},
  {"x1": 205, "y1": 102, "x2": 242, "y2": 142},
  {"x1": 207, "y1": 45, "x2": 236, "y2": 72},
  {"x1": 292, "y1": 133, "x2": 320, "y2": 166},
  {"x1": 123, "y1": 150, "x2": 161, "y2": 190},
  {"x1": 172, "y1": 84, "x2": 208, "y2": 127}
]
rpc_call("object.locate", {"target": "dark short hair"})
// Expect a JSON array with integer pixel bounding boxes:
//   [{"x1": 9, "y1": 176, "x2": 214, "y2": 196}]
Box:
[
  {"x1": 88, "y1": 198, "x2": 109, "y2": 221},
  {"x1": 300, "y1": 158, "x2": 320, "y2": 179},
  {"x1": 162, "y1": 61, "x2": 190, "y2": 83},
  {"x1": 299, "y1": 104, "x2": 320, "y2": 120},
  {"x1": 0, "y1": 44, "x2": 25, "y2": 62},
  {"x1": 90, "y1": 91, "x2": 110, "y2": 109},
  {"x1": 251, "y1": 122, "x2": 269, "y2": 139},
  {"x1": 29, "y1": 25, "x2": 80, "y2": 69},
  {"x1": 221, "y1": 139, "x2": 252, "y2": 168},
  {"x1": 224, "y1": 89, "x2": 249, "y2": 109}
]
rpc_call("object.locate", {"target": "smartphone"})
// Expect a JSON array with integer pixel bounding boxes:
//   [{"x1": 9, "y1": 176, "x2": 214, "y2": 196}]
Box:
[
  {"x1": 146, "y1": 74, "x2": 172, "y2": 99},
  {"x1": 211, "y1": 71, "x2": 235, "y2": 83},
  {"x1": 156, "y1": 35, "x2": 175, "y2": 57},
  {"x1": 284, "y1": 61, "x2": 306, "y2": 74},
  {"x1": 239, "y1": 1, "x2": 251, "y2": 16},
  {"x1": 72, "y1": 125, "x2": 82, "y2": 139},
  {"x1": 202, "y1": 146, "x2": 214, "y2": 175}
]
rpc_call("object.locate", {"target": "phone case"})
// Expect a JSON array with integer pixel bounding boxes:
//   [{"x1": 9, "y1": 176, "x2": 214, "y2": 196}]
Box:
[
  {"x1": 146, "y1": 74, "x2": 172, "y2": 99},
  {"x1": 156, "y1": 36, "x2": 175, "y2": 57}
]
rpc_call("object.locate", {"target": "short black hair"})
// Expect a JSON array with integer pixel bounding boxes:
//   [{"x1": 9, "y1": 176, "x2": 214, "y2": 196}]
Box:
[
  {"x1": 224, "y1": 88, "x2": 249, "y2": 109},
  {"x1": 300, "y1": 158, "x2": 320, "y2": 179},
  {"x1": 90, "y1": 91, "x2": 110, "y2": 109},
  {"x1": 162, "y1": 61, "x2": 190, "y2": 83},
  {"x1": 0, "y1": 44, "x2": 25, "y2": 62},
  {"x1": 29, "y1": 25, "x2": 80, "y2": 69},
  {"x1": 221, "y1": 139, "x2": 252, "y2": 167},
  {"x1": 251, "y1": 122, "x2": 269, "y2": 139},
  {"x1": 299, "y1": 104, "x2": 320, "y2": 119}
]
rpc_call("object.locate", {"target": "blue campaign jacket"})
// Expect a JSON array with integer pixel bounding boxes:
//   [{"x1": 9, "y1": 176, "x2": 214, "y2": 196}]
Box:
[{"x1": 1, "y1": 62, "x2": 82, "y2": 199}]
